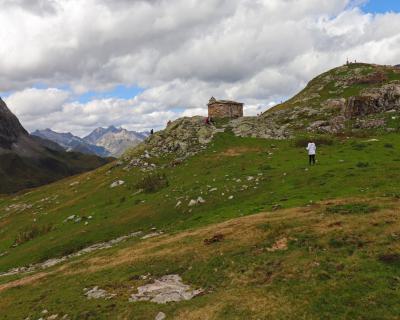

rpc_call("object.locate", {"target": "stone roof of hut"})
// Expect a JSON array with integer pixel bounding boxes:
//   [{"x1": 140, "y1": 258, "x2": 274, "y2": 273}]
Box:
[{"x1": 208, "y1": 97, "x2": 243, "y2": 105}]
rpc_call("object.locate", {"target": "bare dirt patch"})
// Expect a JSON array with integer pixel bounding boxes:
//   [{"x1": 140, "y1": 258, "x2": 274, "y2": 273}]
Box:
[{"x1": 220, "y1": 146, "x2": 262, "y2": 157}]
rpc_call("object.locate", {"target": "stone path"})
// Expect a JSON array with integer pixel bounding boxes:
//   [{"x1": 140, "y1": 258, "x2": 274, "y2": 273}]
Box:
[{"x1": 0, "y1": 230, "x2": 149, "y2": 278}]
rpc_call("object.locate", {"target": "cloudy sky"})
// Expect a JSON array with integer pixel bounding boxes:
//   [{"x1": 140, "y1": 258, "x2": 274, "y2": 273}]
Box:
[{"x1": 1, "y1": 0, "x2": 400, "y2": 136}]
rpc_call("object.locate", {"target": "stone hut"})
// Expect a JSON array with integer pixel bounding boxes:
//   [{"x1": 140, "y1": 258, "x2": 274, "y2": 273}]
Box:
[{"x1": 207, "y1": 97, "x2": 244, "y2": 118}]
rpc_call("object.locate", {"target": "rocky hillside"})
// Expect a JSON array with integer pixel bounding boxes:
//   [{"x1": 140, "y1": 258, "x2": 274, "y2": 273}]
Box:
[
  {"x1": 3, "y1": 64, "x2": 400, "y2": 319},
  {"x1": 0, "y1": 98, "x2": 111, "y2": 194},
  {"x1": 120, "y1": 64, "x2": 400, "y2": 167},
  {"x1": 0, "y1": 98, "x2": 28, "y2": 149},
  {"x1": 2, "y1": 116, "x2": 400, "y2": 318},
  {"x1": 232, "y1": 63, "x2": 400, "y2": 139},
  {"x1": 122, "y1": 116, "x2": 219, "y2": 171}
]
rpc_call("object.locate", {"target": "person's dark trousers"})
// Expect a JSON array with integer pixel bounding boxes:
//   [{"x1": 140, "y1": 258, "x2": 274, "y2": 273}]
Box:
[{"x1": 309, "y1": 155, "x2": 316, "y2": 165}]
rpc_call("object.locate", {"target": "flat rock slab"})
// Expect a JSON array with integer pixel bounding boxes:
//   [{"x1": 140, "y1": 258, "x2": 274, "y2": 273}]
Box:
[
  {"x1": 84, "y1": 287, "x2": 116, "y2": 300},
  {"x1": 155, "y1": 312, "x2": 166, "y2": 320},
  {"x1": 129, "y1": 274, "x2": 203, "y2": 304}
]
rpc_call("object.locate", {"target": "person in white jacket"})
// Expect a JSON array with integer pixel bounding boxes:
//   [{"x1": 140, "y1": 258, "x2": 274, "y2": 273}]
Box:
[{"x1": 306, "y1": 141, "x2": 317, "y2": 165}]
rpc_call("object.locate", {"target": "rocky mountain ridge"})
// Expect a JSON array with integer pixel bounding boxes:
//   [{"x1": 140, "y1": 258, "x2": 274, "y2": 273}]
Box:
[
  {"x1": 33, "y1": 126, "x2": 147, "y2": 157},
  {"x1": 87, "y1": 127, "x2": 147, "y2": 157},
  {"x1": 0, "y1": 97, "x2": 28, "y2": 149},
  {"x1": 32, "y1": 129, "x2": 109, "y2": 157},
  {"x1": 0, "y1": 98, "x2": 110, "y2": 194}
]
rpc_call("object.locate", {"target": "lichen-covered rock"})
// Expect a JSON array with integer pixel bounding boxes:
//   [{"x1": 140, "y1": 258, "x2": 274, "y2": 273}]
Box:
[
  {"x1": 129, "y1": 274, "x2": 203, "y2": 304},
  {"x1": 230, "y1": 116, "x2": 292, "y2": 140},
  {"x1": 123, "y1": 117, "x2": 216, "y2": 164},
  {"x1": 345, "y1": 83, "x2": 400, "y2": 118}
]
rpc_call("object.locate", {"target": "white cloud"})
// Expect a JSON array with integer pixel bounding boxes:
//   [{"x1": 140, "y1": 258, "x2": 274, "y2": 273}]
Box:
[
  {"x1": 1, "y1": 0, "x2": 400, "y2": 135},
  {"x1": 5, "y1": 88, "x2": 70, "y2": 117}
]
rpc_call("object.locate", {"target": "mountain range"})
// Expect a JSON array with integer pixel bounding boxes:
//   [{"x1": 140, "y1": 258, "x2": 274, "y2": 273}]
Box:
[
  {"x1": 32, "y1": 126, "x2": 148, "y2": 157},
  {"x1": 0, "y1": 98, "x2": 110, "y2": 194}
]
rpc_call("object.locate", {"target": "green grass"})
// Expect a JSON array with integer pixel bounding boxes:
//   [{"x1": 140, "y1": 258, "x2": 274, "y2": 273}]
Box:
[
  {"x1": 1, "y1": 131, "x2": 400, "y2": 271},
  {"x1": 326, "y1": 203, "x2": 378, "y2": 214},
  {"x1": 2, "y1": 128, "x2": 400, "y2": 318}
]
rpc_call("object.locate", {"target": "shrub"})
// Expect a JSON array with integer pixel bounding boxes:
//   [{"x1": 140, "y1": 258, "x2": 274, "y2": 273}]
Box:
[
  {"x1": 356, "y1": 162, "x2": 369, "y2": 168},
  {"x1": 14, "y1": 224, "x2": 53, "y2": 245},
  {"x1": 135, "y1": 173, "x2": 169, "y2": 193},
  {"x1": 259, "y1": 164, "x2": 273, "y2": 171},
  {"x1": 326, "y1": 203, "x2": 378, "y2": 215},
  {"x1": 352, "y1": 143, "x2": 367, "y2": 151}
]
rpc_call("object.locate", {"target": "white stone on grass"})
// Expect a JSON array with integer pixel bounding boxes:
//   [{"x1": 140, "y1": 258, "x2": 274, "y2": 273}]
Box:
[
  {"x1": 155, "y1": 312, "x2": 166, "y2": 320},
  {"x1": 110, "y1": 180, "x2": 125, "y2": 188},
  {"x1": 129, "y1": 275, "x2": 203, "y2": 304},
  {"x1": 84, "y1": 286, "x2": 116, "y2": 300}
]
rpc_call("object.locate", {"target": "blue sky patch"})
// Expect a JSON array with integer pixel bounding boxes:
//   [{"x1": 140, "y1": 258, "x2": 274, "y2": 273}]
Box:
[
  {"x1": 362, "y1": 0, "x2": 400, "y2": 14},
  {"x1": 76, "y1": 85, "x2": 144, "y2": 103}
]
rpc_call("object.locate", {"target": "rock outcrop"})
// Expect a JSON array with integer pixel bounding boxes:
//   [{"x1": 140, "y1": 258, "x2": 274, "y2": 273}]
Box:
[
  {"x1": 345, "y1": 83, "x2": 400, "y2": 118},
  {"x1": 129, "y1": 274, "x2": 204, "y2": 304},
  {"x1": 0, "y1": 98, "x2": 110, "y2": 193},
  {"x1": 231, "y1": 116, "x2": 291, "y2": 139},
  {"x1": 124, "y1": 117, "x2": 216, "y2": 161},
  {"x1": 0, "y1": 97, "x2": 28, "y2": 149}
]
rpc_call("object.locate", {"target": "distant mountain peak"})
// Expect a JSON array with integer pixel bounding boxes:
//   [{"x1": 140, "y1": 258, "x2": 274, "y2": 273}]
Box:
[
  {"x1": 82, "y1": 126, "x2": 147, "y2": 156},
  {"x1": 32, "y1": 129, "x2": 109, "y2": 157}
]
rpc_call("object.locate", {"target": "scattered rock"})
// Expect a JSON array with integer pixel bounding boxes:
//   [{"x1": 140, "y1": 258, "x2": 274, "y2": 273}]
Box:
[
  {"x1": 129, "y1": 274, "x2": 203, "y2": 304},
  {"x1": 197, "y1": 196, "x2": 205, "y2": 204},
  {"x1": 155, "y1": 312, "x2": 166, "y2": 320},
  {"x1": 0, "y1": 251, "x2": 8, "y2": 257},
  {"x1": 204, "y1": 233, "x2": 224, "y2": 245},
  {"x1": 272, "y1": 204, "x2": 282, "y2": 211},
  {"x1": 84, "y1": 287, "x2": 116, "y2": 300},
  {"x1": 0, "y1": 231, "x2": 143, "y2": 278},
  {"x1": 110, "y1": 180, "x2": 125, "y2": 188},
  {"x1": 188, "y1": 197, "x2": 205, "y2": 207},
  {"x1": 141, "y1": 231, "x2": 164, "y2": 240}
]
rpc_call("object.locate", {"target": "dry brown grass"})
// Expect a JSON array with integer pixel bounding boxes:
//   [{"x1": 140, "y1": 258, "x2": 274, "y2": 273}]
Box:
[
  {"x1": 219, "y1": 146, "x2": 263, "y2": 157},
  {"x1": 1, "y1": 197, "x2": 398, "y2": 297}
]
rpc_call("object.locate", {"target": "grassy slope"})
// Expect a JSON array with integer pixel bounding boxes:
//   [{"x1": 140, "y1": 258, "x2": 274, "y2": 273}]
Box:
[
  {"x1": 2, "y1": 63, "x2": 400, "y2": 318},
  {"x1": 268, "y1": 63, "x2": 400, "y2": 113},
  {"x1": 0, "y1": 148, "x2": 112, "y2": 194},
  {"x1": 1, "y1": 197, "x2": 400, "y2": 319},
  {"x1": 1, "y1": 129, "x2": 400, "y2": 318}
]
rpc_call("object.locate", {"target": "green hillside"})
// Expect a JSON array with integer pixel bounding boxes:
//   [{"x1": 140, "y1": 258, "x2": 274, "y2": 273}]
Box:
[
  {"x1": 269, "y1": 63, "x2": 400, "y2": 112},
  {"x1": 1, "y1": 64, "x2": 400, "y2": 319}
]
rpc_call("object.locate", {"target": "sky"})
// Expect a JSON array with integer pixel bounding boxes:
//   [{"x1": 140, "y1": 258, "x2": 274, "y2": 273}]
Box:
[{"x1": 1, "y1": 0, "x2": 400, "y2": 136}]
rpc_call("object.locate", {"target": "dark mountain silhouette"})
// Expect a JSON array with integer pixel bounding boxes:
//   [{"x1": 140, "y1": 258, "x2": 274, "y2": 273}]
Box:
[{"x1": 0, "y1": 98, "x2": 111, "y2": 194}]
